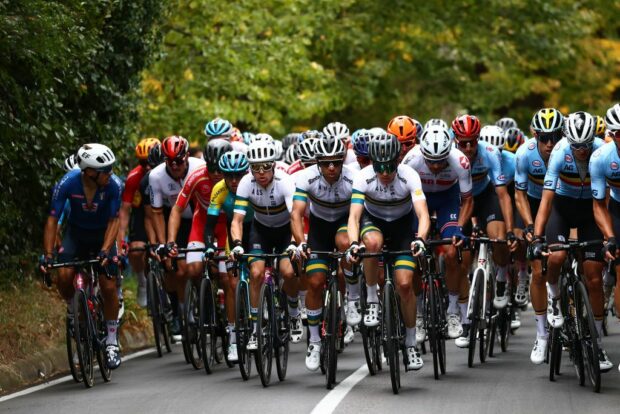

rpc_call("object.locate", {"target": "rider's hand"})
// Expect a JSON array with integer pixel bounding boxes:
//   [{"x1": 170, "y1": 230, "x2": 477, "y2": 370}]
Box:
[
  {"x1": 230, "y1": 240, "x2": 244, "y2": 261},
  {"x1": 39, "y1": 254, "x2": 53, "y2": 274},
  {"x1": 604, "y1": 237, "x2": 617, "y2": 261},
  {"x1": 120, "y1": 240, "x2": 129, "y2": 256},
  {"x1": 346, "y1": 241, "x2": 363, "y2": 264},
  {"x1": 411, "y1": 238, "x2": 426, "y2": 256},
  {"x1": 471, "y1": 224, "x2": 482, "y2": 238},
  {"x1": 524, "y1": 224, "x2": 535, "y2": 243},
  {"x1": 205, "y1": 242, "x2": 216, "y2": 259},
  {"x1": 452, "y1": 226, "x2": 465, "y2": 247},
  {"x1": 285, "y1": 243, "x2": 298, "y2": 260},
  {"x1": 166, "y1": 241, "x2": 178, "y2": 258},
  {"x1": 506, "y1": 231, "x2": 518, "y2": 252},
  {"x1": 296, "y1": 243, "x2": 309, "y2": 260},
  {"x1": 97, "y1": 249, "x2": 110, "y2": 266},
  {"x1": 529, "y1": 237, "x2": 546, "y2": 260}
]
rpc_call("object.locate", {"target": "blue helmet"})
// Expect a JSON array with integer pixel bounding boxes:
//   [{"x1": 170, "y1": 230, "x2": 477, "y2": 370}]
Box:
[
  {"x1": 241, "y1": 132, "x2": 255, "y2": 145},
  {"x1": 353, "y1": 129, "x2": 371, "y2": 157},
  {"x1": 204, "y1": 118, "x2": 233, "y2": 138},
  {"x1": 219, "y1": 150, "x2": 249, "y2": 173},
  {"x1": 413, "y1": 119, "x2": 423, "y2": 137}
]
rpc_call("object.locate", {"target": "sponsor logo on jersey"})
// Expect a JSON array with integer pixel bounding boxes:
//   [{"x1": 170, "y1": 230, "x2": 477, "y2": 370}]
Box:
[
  {"x1": 532, "y1": 160, "x2": 542, "y2": 167},
  {"x1": 414, "y1": 189, "x2": 423, "y2": 196},
  {"x1": 528, "y1": 142, "x2": 536, "y2": 150},
  {"x1": 486, "y1": 146, "x2": 494, "y2": 152},
  {"x1": 565, "y1": 154, "x2": 573, "y2": 163},
  {"x1": 497, "y1": 175, "x2": 506, "y2": 181},
  {"x1": 459, "y1": 156, "x2": 470, "y2": 170},
  {"x1": 82, "y1": 202, "x2": 98, "y2": 212},
  {"x1": 532, "y1": 168, "x2": 543, "y2": 174},
  {"x1": 611, "y1": 162, "x2": 619, "y2": 170},
  {"x1": 544, "y1": 180, "x2": 553, "y2": 187}
]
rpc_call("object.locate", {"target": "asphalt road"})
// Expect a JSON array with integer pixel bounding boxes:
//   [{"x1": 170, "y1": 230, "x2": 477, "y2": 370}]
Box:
[{"x1": 3, "y1": 309, "x2": 620, "y2": 413}]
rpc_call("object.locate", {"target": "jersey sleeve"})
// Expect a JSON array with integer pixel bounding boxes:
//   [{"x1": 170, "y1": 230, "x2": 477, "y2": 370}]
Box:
[
  {"x1": 589, "y1": 147, "x2": 607, "y2": 200},
  {"x1": 543, "y1": 147, "x2": 563, "y2": 192},
  {"x1": 121, "y1": 167, "x2": 142, "y2": 204},
  {"x1": 108, "y1": 175, "x2": 123, "y2": 218},
  {"x1": 351, "y1": 169, "x2": 369, "y2": 205},
  {"x1": 233, "y1": 175, "x2": 252, "y2": 216},
  {"x1": 282, "y1": 174, "x2": 296, "y2": 213},
  {"x1": 49, "y1": 175, "x2": 70, "y2": 218},
  {"x1": 207, "y1": 181, "x2": 228, "y2": 216},
  {"x1": 403, "y1": 165, "x2": 426, "y2": 202},
  {"x1": 451, "y1": 149, "x2": 472, "y2": 196},
  {"x1": 487, "y1": 146, "x2": 506, "y2": 187},
  {"x1": 149, "y1": 171, "x2": 163, "y2": 209},
  {"x1": 292, "y1": 169, "x2": 309, "y2": 204},
  {"x1": 175, "y1": 171, "x2": 197, "y2": 210},
  {"x1": 514, "y1": 145, "x2": 529, "y2": 192}
]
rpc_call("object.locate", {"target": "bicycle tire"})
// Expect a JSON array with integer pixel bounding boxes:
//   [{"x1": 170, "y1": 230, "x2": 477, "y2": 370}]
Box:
[
  {"x1": 384, "y1": 282, "x2": 401, "y2": 394},
  {"x1": 274, "y1": 288, "x2": 289, "y2": 381},
  {"x1": 324, "y1": 280, "x2": 339, "y2": 390},
  {"x1": 184, "y1": 280, "x2": 203, "y2": 370},
  {"x1": 500, "y1": 306, "x2": 512, "y2": 352},
  {"x1": 147, "y1": 270, "x2": 164, "y2": 357},
  {"x1": 468, "y1": 269, "x2": 483, "y2": 368},
  {"x1": 66, "y1": 316, "x2": 83, "y2": 383},
  {"x1": 549, "y1": 326, "x2": 561, "y2": 381},
  {"x1": 235, "y1": 281, "x2": 252, "y2": 380},
  {"x1": 575, "y1": 281, "x2": 601, "y2": 393},
  {"x1": 428, "y1": 276, "x2": 440, "y2": 380},
  {"x1": 359, "y1": 273, "x2": 378, "y2": 375},
  {"x1": 95, "y1": 295, "x2": 111, "y2": 382},
  {"x1": 480, "y1": 275, "x2": 493, "y2": 364},
  {"x1": 73, "y1": 289, "x2": 94, "y2": 388},
  {"x1": 256, "y1": 283, "x2": 274, "y2": 387},
  {"x1": 433, "y1": 279, "x2": 447, "y2": 376},
  {"x1": 487, "y1": 307, "x2": 497, "y2": 358},
  {"x1": 199, "y1": 278, "x2": 216, "y2": 374}
]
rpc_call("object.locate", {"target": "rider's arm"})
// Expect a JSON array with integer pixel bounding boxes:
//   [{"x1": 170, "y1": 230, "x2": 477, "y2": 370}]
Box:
[
  {"x1": 347, "y1": 202, "x2": 364, "y2": 244},
  {"x1": 231, "y1": 175, "x2": 252, "y2": 243},
  {"x1": 291, "y1": 199, "x2": 307, "y2": 245},
  {"x1": 535, "y1": 147, "x2": 562, "y2": 237},
  {"x1": 144, "y1": 205, "x2": 157, "y2": 244},
  {"x1": 534, "y1": 189, "x2": 554, "y2": 237},
  {"x1": 495, "y1": 185, "x2": 514, "y2": 232},
  {"x1": 230, "y1": 212, "x2": 244, "y2": 242},
  {"x1": 515, "y1": 190, "x2": 533, "y2": 227},
  {"x1": 590, "y1": 152, "x2": 614, "y2": 239},
  {"x1": 404, "y1": 164, "x2": 430, "y2": 240},
  {"x1": 458, "y1": 195, "x2": 473, "y2": 228},
  {"x1": 166, "y1": 204, "x2": 183, "y2": 244},
  {"x1": 412, "y1": 199, "x2": 430, "y2": 240},
  {"x1": 487, "y1": 146, "x2": 514, "y2": 231},
  {"x1": 118, "y1": 202, "x2": 132, "y2": 242},
  {"x1": 43, "y1": 216, "x2": 59, "y2": 257},
  {"x1": 514, "y1": 146, "x2": 533, "y2": 226},
  {"x1": 101, "y1": 218, "x2": 120, "y2": 253}
]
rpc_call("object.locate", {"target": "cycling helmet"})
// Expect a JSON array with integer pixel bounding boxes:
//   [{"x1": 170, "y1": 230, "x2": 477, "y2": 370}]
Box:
[
  {"x1": 479, "y1": 125, "x2": 505, "y2": 149},
  {"x1": 273, "y1": 140, "x2": 284, "y2": 161},
  {"x1": 322, "y1": 122, "x2": 349, "y2": 142},
  {"x1": 503, "y1": 128, "x2": 524, "y2": 153},
  {"x1": 424, "y1": 118, "x2": 448, "y2": 131},
  {"x1": 251, "y1": 133, "x2": 274, "y2": 144},
  {"x1": 147, "y1": 143, "x2": 163, "y2": 168},
  {"x1": 230, "y1": 127, "x2": 243, "y2": 142},
  {"x1": 387, "y1": 115, "x2": 417, "y2": 143},
  {"x1": 242, "y1": 132, "x2": 255, "y2": 145},
  {"x1": 368, "y1": 127, "x2": 387, "y2": 136},
  {"x1": 284, "y1": 144, "x2": 298, "y2": 164},
  {"x1": 420, "y1": 126, "x2": 452, "y2": 161},
  {"x1": 301, "y1": 130, "x2": 323, "y2": 141},
  {"x1": 161, "y1": 135, "x2": 189, "y2": 159},
  {"x1": 315, "y1": 135, "x2": 346, "y2": 159},
  {"x1": 495, "y1": 117, "x2": 518, "y2": 131},
  {"x1": 531, "y1": 108, "x2": 564, "y2": 134},
  {"x1": 76, "y1": 143, "x2": 116, "y2": 171},
  {"x1": 368, "y1": 133, "x2": 401, "y2": 163},
  {"x1": 204, "y1": 139, "x2": 233, "y2": 169},
  {"x1": 63, "y1": 154, "x2": 79, "y2": 172},
  {"x1": 219, "y1": 150, "x2": 249, "y2": 173},
  {"x1": 135, "y1": 137, "x2": 160, "y2": 160},
  {"x1": 352, "y1": 129, "x2": 371, "y2": 157},
  {"x1": 204, "y1": 118, "x2": 233, "y2": 138},
  {"x1": 296, "y1": 138, "x2": 317, "y2": 163},
  {"x1": 451, "y1": 115, "x2": 481, "y2": 138},
  {"x1": 282, "y1": 133, "x2": 300, "y2": 150},
  {"x1": 594, "y1": 116, "x2": 606, "y2": 137},
  {"x1": 605, "y1": 103, "x2": 620, "y2": 131},
  {"x1": 413, "y1": 119, "x2": 423, "y2": 138},
  {"x1": 247, "y1": 140, "x2": 277, "y2": 163},
  {"x1": 564, "y1": 111, "x2": 595, "y2": 145}
]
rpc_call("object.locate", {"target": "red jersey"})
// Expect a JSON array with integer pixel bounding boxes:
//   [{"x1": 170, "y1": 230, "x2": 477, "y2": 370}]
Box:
[
  {"x1": 176, "y1": 165, "x2": 214, "y2": 210},
  {"x1": 121, "y1": 164, "x2": 146, "y2": 208}
]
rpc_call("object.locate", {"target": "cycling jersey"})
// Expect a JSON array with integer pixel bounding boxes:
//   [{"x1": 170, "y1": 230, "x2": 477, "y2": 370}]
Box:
[
  {"x1": 590, "y1": 141, "x2": 620, "y2": 202},
  {"x1": 344, "y1": 148, "x2": 357, "y2": 165},
  {"x1": 287, "y1": 160, "x2": 305, "y2": 175},
  {"x1": 543, "y1": 138, "x2": 604, "y2": 199},
  {"x1": 347, "y1": 162, "x2": 362, "y2": 171},
  {"x1": 122, "y1": 164, "x2": 147, "y2": 208},
  {"x1": 176, "y1": 164, "x2": 215, "y2": 211},
  {"x1": 351, "y1": 164, "x2": 425, "y2": 222},
  {"x1": 234, "y1": 169, "x2": 295, "y2": 227},
  {"x1": 276, "y1": 161, "x2": 290, "y2": 173},
  {"x1": 293, "y1": 164, "x2": 354, "y2": 222},
  {"x1": 502, "y1": 150, "x2": 516, "y2": 185},
  {"x1": 207, "y1": 179, "x2": 253, "y2": 223},
  {"x1": 149, "y1": 157, "x2": 204, "y2": 219},
  {"x1": 50, "y1": 170, "x2": 122, "y2": 230},
  {"x1": 468, "y1": 141, "x2": 506, "y2": 196},
  {"x1": 401, "y1": 146, "x2": 472, "y2": 196},
  {"x1": 514, "y1": 138, "x2": 546, "y2": 199}
]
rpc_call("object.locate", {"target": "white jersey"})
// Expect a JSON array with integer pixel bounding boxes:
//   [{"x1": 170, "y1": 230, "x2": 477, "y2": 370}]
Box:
[
  {"x1": 230, "y1": 141, "x2": 248, "y2": 154},
  {"x1": 344, "y1": 148, "x2": 357, "y2": 165},
  {"x1": 347, "y1": 161, "x2": 361, "y2": 171},
  {"x1": 294, "y1": 164, "x2": 354, "y2": 221},
  {"x1": 149, "y1": 157, "x2": 205, "y2": 219},
  {"x1": 234, "y1": 169, "x2": 295, "y2": 227},
  {"x1": 402, "y1": 146, "x2": 473, "y2": 196},
  {"x1": 351, "y1": 164, "x2": 426, "y2": 221},
  {"x1": 276, "y1": 161, "x2": 290, "y2": 173}
]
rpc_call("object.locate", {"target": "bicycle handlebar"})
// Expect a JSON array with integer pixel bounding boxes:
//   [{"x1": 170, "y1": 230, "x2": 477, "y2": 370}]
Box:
[{"x1": 49, "y1": 259, "x2": 100, "y2": 269}]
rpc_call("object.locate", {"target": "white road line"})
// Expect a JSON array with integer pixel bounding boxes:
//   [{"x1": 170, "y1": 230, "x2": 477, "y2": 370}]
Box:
[
  {"x1": 0, "y1": 348, "x2": 157, "y2": 403},
  {"x1": 310, "y1": 364, "x2": 369, "y2": 414}
]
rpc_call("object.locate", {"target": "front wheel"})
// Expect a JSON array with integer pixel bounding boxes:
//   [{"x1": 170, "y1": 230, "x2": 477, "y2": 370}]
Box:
[
  {"x1": 184, "y1": 280, "x2": 203, "y2": 370},
  {"x1": 73, "y1": 289, "x2": 94, "y2": 388},
  {"x1": 256, "y1": 283, "x2": 273, "y2": 387},
  {"x1": 360, "y1": 272, "x2": 378, "y2": 375},
  {"x1": 199, "y1": 278, "x2": 216, "y2": 374},
  {"x1": 383, "y1": 282, "x2": 401, "y2": 394},
  {"x1": 468, "y1": 269, "x2": 484, "y2": 368},
  {"x1": 274, "y1": 287, "x2": 289, "y2": 381},
  {"x1": 323, "y1": 280, "x2": 339, "y2": 390},
  {"x1": 66, "y1": 315, "x2": 83, "y2": 383},
  {"x1": 235, "y1": 281, "x2": 252, "y2": 380},
  {"x1": 575, "y1": 281, "x2": 601, "y2": 393}
]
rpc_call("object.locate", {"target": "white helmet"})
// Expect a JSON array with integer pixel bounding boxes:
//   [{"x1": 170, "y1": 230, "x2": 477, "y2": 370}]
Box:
[
  {"x1": 284, "y1": 144, "x2": 298, "y2": 164},
  {"x1": 77, "y1": 143, "x2": 116, "y2": 171},
  {"x1": 322, "y1": 122, "x2": 349, "y2": 142},
  {"x1": 564, "y1": 111, "x2": 595, "y2": 145},
  {"x1": 296, "y1": 138, "x2": 317, "y2": 163},
  {"x1": 419, "y1": 126, "x2": 452, "y2": 161},
  {"x1": 63, "y1": 154, "x2": 79, "y2": 172},
  {"x1": 273, "y1": 140, "x2": 284, "y2": 160},
  {"x1": 424, "y1": 118, "x2": 448, "y2": 131},
  {"x1": 368, "y1": 127, "x2": 387, "y2": 137},
  {"x1": 495, "y1": 117, "x2": 518, "y2": 131},
  {"x1": 247, "y1": 140, "x2": 276, "y2": 163},
  {"x1": 250, "y1": 133, "x2": 274, "y2": 144},
  {"x1": 605, "y1": 103, "x2": 620, "y2": 131},
  {"x1": 479, "y1": 125, "x2": 505, "y2": 149},
  {"x1": 314, "y1": 135, "x2": 346, "y2": 159}
]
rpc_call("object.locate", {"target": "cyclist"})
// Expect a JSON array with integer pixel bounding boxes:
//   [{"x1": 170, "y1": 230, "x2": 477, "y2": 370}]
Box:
[
  {"x1": 531, "y1": 111, "x2": 610, "y2": 369},
  {"x1": 515, "y1": 108, "x2": 564, "y2": 355},
  {"x1": 594, "y1": 115, "x2": 607, "y2": 140},
  {"x1": 402, "y1": 125, "x2": 473, "y2": 343},
  {"x1": 346, "y1": 133, "x2": 430, "y2": 370},
  {"x1": 40, "y1": 143, "x2": 123, "y2": 369},
  {"x1": 140, "y1": 143, "x2": 165, "y2": 245},
  {"x1": 287, "y1": 130, "x2": 321, "y2": 174},
  {"x1": 118, "y1": 138, "x2": 160, "y2": 307},
  {"x1": 149, "y1": 135, "x2": 205, "y2": 339},
  {"x1": 424, "y1": 118, "x2": 448, "y2": 131},
  {"x1": 387, "y1": 115, "x2": 418, "y2": 161},
  {"x1": 290, "y1": 134, "x2": 355, "y2": 371},
  {"x1": 451, "y1": 115, "x2": 517, "y2": 330},
  {"x1": 348, "y1": 129, "x2": 371, "y2": 171},
  {"x1": 503, "y1": 127, "x2": 525, "y2": 154},
  {"x1": 230, "y1": 140, "x2": 301, "y2": 349},
  {"x1": 496, "y1": 117, "x2": 518, "y2": 132}
]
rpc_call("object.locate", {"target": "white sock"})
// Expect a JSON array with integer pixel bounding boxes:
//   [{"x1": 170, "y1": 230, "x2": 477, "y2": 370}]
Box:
[
  {"x1": 106, "y1": 320, "x2": 118, "y2": 345},
  {"x1": 535, "y1": 314, "x2": 548, "y2": 339},
  {"x1": 299, "y1": 290, "x2": 307, "y2": 309},
  {"x1": 288, "y1": 295, "x2": 300, "y2": 317},
  {"x1": 405, "y1": 327, "x2": 417, "y2": 347},
  {"x1": 347, "y1": 281, "x2": 360, "y2": 301},
  {"x1": 309, "y1": 325, "x2": 320, "y2": 343},
  {"x1": 366, "y1": 283, "x2": 379, "y2": 303},
  {"x1": 228, "y1": 323, "x2": 236, "y2": 344},
  {"x1": 448, "y1": 293, "x2": 459, "y2": 315},
  {"x1": 459, "y1": 302, "x2": 470, "y2": 324},
  {"x1": 595, "y1": 320, "x2": 603, "y2": 345},
  {"x1": 548, "y1": 282, "x2": 559, "y2": 299},
  {"x1": 137, "y1": 270, "x2": 146, "y2": 288},
  {"x1": 496, "y1": 266, "x2": 508, "y2": 283},
  {"x1": 416, "y1": 293, "x2": 424, "y2": 316},
  {"x1": 307, "y1": 308, "x2": 322, "y2": 342},
  {"x1": 517, "y1": 263, "x2": 528, "y2": 283}
]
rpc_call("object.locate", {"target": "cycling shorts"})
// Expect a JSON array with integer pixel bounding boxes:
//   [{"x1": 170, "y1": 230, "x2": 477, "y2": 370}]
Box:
[
  {"x1": 545, "y1": 195, "x2": 603, "y2": 262},
  {"x1": 58, "y1": 225, "x2": 119, "y2": 275},
  {"x1": 425, "y1": 185, "x2": 460, "y2": 238},
  {"x1": 187, "y1": 207, "x2": 227, "y2": 264},
  {"x1": 464, "y1": 183, "x2": 504, "y2": 235},
  {"x1": 248, "y1": 219, "x2": 292, "y2": 265},
  {"x1": 128, "y1": 208, "x2": 147, "y2": 243},
  {"x1": 608, "y1": 198, "x2": 620, "y2": 244},
  {"x1": 305, "y1": 213, "x2": 348, "y2": 276},
  {"x1": 359, "y1": 209, "x2": 415, "y2": 271}
]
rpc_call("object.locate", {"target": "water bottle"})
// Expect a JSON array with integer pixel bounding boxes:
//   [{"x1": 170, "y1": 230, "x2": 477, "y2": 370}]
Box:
[{"x1": 264, "y1": 267, "x2": 273, "y2": 286}]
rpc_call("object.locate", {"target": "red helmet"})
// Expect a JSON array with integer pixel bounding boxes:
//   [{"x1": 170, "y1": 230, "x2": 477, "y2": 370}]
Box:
[
  {"x1": 161, "y1": 135, "x2": 189, "y2": 159},
  {"x1": 451, "y1": 115, "x2": 481, "y2": 139},
  {"x1": 387, "y1": 115, "x2": 417, "y2": 143}
]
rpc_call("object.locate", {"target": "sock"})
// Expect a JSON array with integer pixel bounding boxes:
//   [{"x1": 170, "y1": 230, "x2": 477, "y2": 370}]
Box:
[
  {"x1": 448, "y1": 292, "x2": 459, "y2": 315},
  {"x1": 548, "y1": 282, "x2": 559, "y2": 299},
  {"x1": 169, "y1": 292, "x2": 179, "y2": 317},
  {"x1": 366, "y1": 283, "x2": 379, "y2": 303},
  {"x1": 227, "y1": 323, "x2": 236, "y2": 344},
  {"x1": 250, "y1": 307, "x2": 258, "y2": 333},
  {"x1": 299, "y1": 290, "x2": 307, "y2": 309},
  {"x1": 459, "y1": 302, "x2": 470, "y2": 324},
  {"x1": 137, "y1": 270, "x2": 146, "y2": 288},
  {"x1": 288, "y1": 295, "x2": 300, "y2": 317},
  {"x1": 496, "y1": 266, "x2": 508, "y2": 283},
  {"x1": 416, "y1": 293, "x2": 424, "y2": 317},
  {"x1": 307, "y1": 308, "x2": 322, "y2": 343},
  {"x1": 344, "y1": 269, "x2": 360, "y2": 300},
  {"x1": 535, "y1": 314, "x2": 548, "y2": 339},
  {"x1": 106, "y1": 320, "x2": 118, "y2": 346},
  {"x1": 595, "y1": 320, "x2": 603, "y2": 345},
  {"x1": 405, "y1": 327, "x2": 417, "y2": 347},
  {"x1": 517, "y1": 262, "x2": 528, "y2": 282}
]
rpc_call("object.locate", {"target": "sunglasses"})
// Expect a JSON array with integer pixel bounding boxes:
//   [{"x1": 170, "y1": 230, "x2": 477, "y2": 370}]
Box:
[
  {"x1": 608, "y1": 130, "x2": 620, "y2": 139},
  {"x1": 401, "y1": 140, "x2": 415, "y2": 149},
  {"x1": 425, "y1": 158, "x2": 447, "y2": 166},
  {"x1": 372, "y1": 161, "x2": 398, "y2": 174},
  {"x1": 455, "y1": 138, "x2": 477, "y2": 149},
  {"x1": 165, "y1": 157, "x2": 185, "y2": 166},
  {"x1": 250, "y1": 162, "x2": 274, "y2": 173},
  {"x1": 95, "y1": 165, "x2": 113, "y2": 174},
  {"x1": 570, "y1": 143, "x2": 592, "y2": 151},
  {"x1": 317, "y1": 159, "x2": 344, "y2": 168},
  {"x1": 537, "y1": 131, "x2": 562, "y2": 144},
  {"x1": 224, "y1": 172, "x2": 246, "y2": 180}
]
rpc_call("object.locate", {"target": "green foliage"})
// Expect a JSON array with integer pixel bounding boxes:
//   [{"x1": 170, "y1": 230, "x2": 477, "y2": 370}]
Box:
[{"x1": 0, "y1": 0, "x2": 166, "y2": 266}]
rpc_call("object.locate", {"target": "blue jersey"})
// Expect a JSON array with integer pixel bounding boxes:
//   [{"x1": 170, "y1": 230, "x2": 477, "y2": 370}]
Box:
[
  {"x1": 502, "y1": 150, "x2": 515, "y2": 185},
  {"x1": 514, "y1": 138, "x2": 546, "y2": 199},
  {"x1": 49, "y1": 170, "x2": 122, "y2": 230},
  {"x1": 470, "y1": 140, "x2": 507, "y2": 196},
  {"x1": 543, "y1": 138, "x2": 604, "y2": 199},
  {"x1": 590, "y1": 141, "x2": 620, "y2": 202}
]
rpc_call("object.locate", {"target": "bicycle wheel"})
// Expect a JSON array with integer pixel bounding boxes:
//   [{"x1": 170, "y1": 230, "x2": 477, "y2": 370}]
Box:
[
  {"x1": 575, "y1": 281, "x2": 601, "y2": 393},
  {"x1": 256, "y1": 283, "x2": 273, "y2": 387},
  {"x1": 183, "y1": 280, "x2": 203, "y2": 369},
  {"x1": 66, "y1": 315, "x2": 83, "y2": 383},
  {"x1": 428, "y1": 277, "x2": 440, "y2": 379},
  {"x1": 500, "y1": 306, "x2": 513, "y2": 352},
  {"x1": 274, "y1": 287, "x2": 289, "y2": 381},
  {"x1": 383, "y1": 282, "x2": 401, "y2": 394},
  {"x1": 324, "y1": 280, "x2": 339, "y2": 390},
  {"x1": 235, "y1": 281, "x2": 252, "y2": 380},
  {"x1": 549, "y1": 326, "x2": 562, "y2": 381},
  {"x1": 156, "y1": 270, "x2": 173, "y2": 354},
  {"x1": 468, "y1": 269, "x2": 483, "y2": 368},
  {"x1": 487, "y1": 307, "x2": 497, "y2": 358},
  {"x1": 199, "y1": 278, "x2": 216, "y2": 374},
  {"x1": 147, "y1": 270, "x2": 164, "y2": 357},
  {"x1": 94, "y1": 296, "x2": 111, "y2": 382},
  {"x1": 480, "y1": 276, "x2": 493, "y2": 363},
  {"x1": 73, "y1": 289, "x2": 94, "y2": 388},
  {"x1": 360, "y1": 273, "x2": 378, "y2": 375},
  {"x1": 433, "y1": 279, "x2": 447, "y2": 376}
]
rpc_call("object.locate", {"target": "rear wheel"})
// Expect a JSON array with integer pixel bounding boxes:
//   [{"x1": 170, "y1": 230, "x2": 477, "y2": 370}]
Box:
[
  {"x1": 73, "y1": 289, "x2": 94, "y2": 388},
  {"x1": 274, "y1": 287, "x2": 290, "y2": 381},
  {"x1": 468, "y1": 269, "x2": 484, "y2": 368},
  {"x1": 147, "y1": 270, "x2": 164, "y2": 357},
  {"x1": 324, "y1": 281, "x2": 339, "y2": 390},
  {"x1": 95, "y1": 296, "x2": 111, "y2": 382},
  {"x1": 428, "y1": 276, "x2": 442, "y2": 380},
  {"x1": 199, "y1": 278, "x2": 216, "y2": 374},
  {"x1": 575, "y1": 281, "x2": 601, "y2": 393},
  {"x1": 184, "y1": 280, "x2": 203, "y2": 370},
  {"x1": 256, "y1": 283, "x2": 273, "y2": 387},
  {"x1": 360, "y1": 273, "x2": 378, "y2": 375},
  {"x1": 384, "y1": 282, "x2": 401, "y2": 394},
  {"x1": 549, "y1": 326, "x2": 562, "y2": 381},
  {"x1": 66, "y1": 315, "x2": 82, "y2": 383},
  {"x1": 235, "y1": 281, "x2": 252, "y2": 380}
]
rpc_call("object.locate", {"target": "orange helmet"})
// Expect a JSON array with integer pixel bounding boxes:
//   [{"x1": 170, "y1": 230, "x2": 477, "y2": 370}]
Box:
[
  {"x1": 387, "y1": 115, "x2": 417, "y2": 143},
  {"x1": 135, "y1": 137, "x2": 161, "y2": 160}
]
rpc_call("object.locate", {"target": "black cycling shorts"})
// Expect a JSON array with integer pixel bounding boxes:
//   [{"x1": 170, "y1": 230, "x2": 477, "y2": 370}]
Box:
[
  {"x1": 128, "y1": 208, "x2": 147, "y2": 243},
  {"x1": 545, "y1": 195, "x2": 603, "y2": 262},
  {"x1": 248, "y1": 219, "x2": 292, "y2": 264},
  {"x1": 608, "y1": 198, "x2": 620, "y2": 242},
  {"x1": 464, "y1": 183, "x2": 504, "y2": 235},
  {"x1": 176, "y1": 218, "x2": 192, "y2": 248},
  {"x1": 307, "y1": 213, "x2": 348, "y2": 253}
]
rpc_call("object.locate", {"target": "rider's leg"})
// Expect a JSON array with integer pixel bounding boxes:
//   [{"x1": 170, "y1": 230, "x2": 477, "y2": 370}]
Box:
[
  {"x1": 361, "y1": 230, "x2": 383, "y2": 303},
  {"x1": 394, "y1": 266, "x2": 416, "y2": 346}
]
